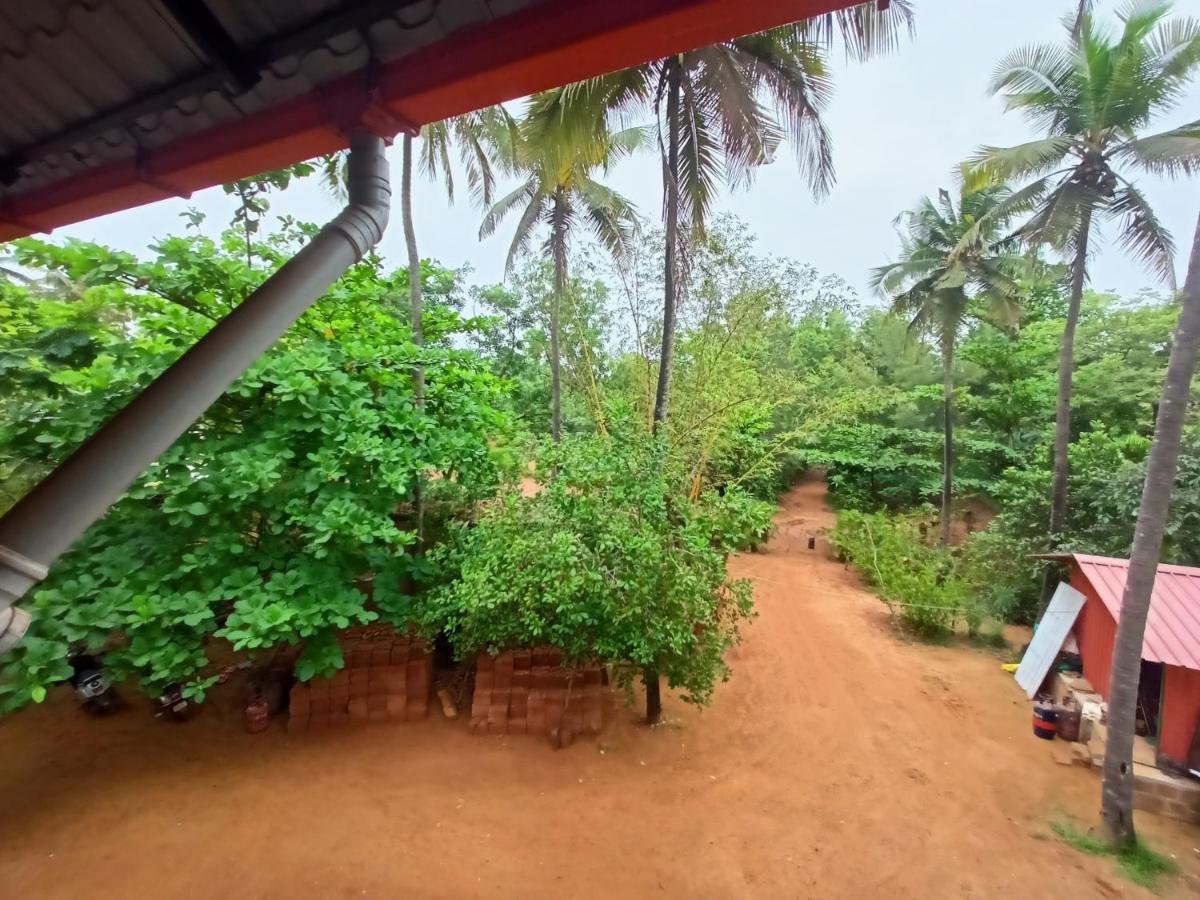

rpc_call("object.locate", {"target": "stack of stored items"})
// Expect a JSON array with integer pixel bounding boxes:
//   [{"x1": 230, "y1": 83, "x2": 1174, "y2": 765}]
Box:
[
  {"x1": 287, "y1": 625, "x2": 431, "y2": 732},
  {"x1": 1048, "y1": 670, "x2": 1105, "y2": 742},
  {"x1": 471, "y1": 647, "x2": 610, "y2": 740}
]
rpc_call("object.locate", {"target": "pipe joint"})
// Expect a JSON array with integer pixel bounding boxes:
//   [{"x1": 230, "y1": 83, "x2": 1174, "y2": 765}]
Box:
[{"x1": 327, "y1": 131, "x2": 390, "y2": 259}]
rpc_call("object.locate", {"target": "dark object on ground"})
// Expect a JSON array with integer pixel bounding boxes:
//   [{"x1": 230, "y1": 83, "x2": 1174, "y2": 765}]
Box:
[
  {"x1": 252, "y1": 668, "x2": 292, "y2": 715},
  {"x1": 808, "y1": 537, "x2": 816, "y2": 550},
  {"x1": 155, "y1": 684, "x2": 190, "y2": 721},
  {"x1": 1056, "y1": 699, "x2": 1082, "y2": 742},
  {"x1": 68, "y1": 654, "x2": 117, "y2": 714}
]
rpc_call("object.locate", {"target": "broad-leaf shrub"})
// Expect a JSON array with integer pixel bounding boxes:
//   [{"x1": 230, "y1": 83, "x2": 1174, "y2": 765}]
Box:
[
  {"x1": 423, "y1": 430, "x2": 756, "y2": 707},
  {"x1": 830, "y1": 510, "x2": 967, "y2": 637},
  {"x1": 0, "y1": 230, "x2": 509, "y2": 712}
]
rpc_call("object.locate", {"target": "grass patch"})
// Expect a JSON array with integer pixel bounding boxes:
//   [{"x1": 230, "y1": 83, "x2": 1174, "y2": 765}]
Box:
[
  {"x1": 968, "y1": 623, "x2": 1009, "y2": 650},
  {"x1": 1050, "y1": 820, "x2": 1176, "y2": 890}
]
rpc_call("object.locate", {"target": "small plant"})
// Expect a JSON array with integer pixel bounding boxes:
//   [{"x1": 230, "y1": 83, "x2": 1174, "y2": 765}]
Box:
[{"x1": 1050, "y1": 820, "x2": 1176, "y2": 890}]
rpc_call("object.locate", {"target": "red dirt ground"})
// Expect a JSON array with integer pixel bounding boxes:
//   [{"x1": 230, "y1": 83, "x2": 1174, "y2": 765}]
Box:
[{"x1": 3, "y1": 473, "x2": 1200, "y2": 898}]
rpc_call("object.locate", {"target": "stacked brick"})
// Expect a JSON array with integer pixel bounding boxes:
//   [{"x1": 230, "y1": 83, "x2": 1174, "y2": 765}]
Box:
[
  {"x1": 287, "y1": 625, "x2": 431, "y2": 733},
  {"x1": 471, "y1": 647, "x2": 609, "y2": 738}
]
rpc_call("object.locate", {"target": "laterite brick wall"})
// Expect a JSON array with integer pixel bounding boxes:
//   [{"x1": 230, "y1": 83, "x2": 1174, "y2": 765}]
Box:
[
  {"x1": 471, "y1": 647, "x2": 610, "y2": 738},
  {"x1": 288, "y1": 625, "x2": 431, "y2": 732}
]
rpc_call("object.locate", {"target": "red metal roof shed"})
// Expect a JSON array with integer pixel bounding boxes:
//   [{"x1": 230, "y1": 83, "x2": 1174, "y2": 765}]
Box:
[{"x1": 1067, "y1": 554, "x2": 1200, "y2": 766}]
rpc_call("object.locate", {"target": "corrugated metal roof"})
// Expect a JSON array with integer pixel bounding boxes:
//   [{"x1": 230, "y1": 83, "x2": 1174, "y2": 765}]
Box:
[
  {"x1": 1072, "y1": 553, "x2": 1200, "y2": 672},
  {"x1": 0, "y1": 0, "x2": 525, "y2": 201},
  {"x1": 0, "y1": 0, "x2": 857, "y2": 237}
]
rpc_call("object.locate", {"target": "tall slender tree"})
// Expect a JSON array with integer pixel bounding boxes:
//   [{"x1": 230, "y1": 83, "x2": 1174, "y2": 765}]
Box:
[
  {"x1": 872, "y1": 183, "x2": 1024, "y2": 545},
  {"x1": 557, "y1": 0, "x2": 913, "y2": 723},
  {"x1": 479, "y1": 89, "x2": 643, "y2": 442},
  {"x1": 401, "y1": 111, "x2": 513, "y2": 540},
  {"x1": 1103, "y1": 212, "x2": 1200, "y2": 847},
  {"x1": 971, "y1": 2, "x2": 1200, "y2": 613}
]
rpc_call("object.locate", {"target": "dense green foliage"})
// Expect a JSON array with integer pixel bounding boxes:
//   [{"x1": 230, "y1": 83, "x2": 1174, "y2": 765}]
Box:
[
  {"x1": 0, "y1": 227, "x2": 509, "y2": 710},
  {"x1": 1, "y1": 1, "x2": 1196, "y2": 732},
  {"x1": 422, "y1": 427, "x2": 763, "y2": 706},
  {"x1": 830, "y1": 510, "x2": 968, "y2": 637}
]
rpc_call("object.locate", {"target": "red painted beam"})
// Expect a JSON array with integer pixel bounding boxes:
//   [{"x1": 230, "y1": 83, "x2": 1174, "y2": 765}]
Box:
[{"x1": 0, "y1": 0, "x2": 853, "y2": 241}]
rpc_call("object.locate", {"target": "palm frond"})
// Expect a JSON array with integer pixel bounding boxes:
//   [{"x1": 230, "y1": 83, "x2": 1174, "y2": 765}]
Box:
[
  {"x1": 797, "y1": 0, "x2": 915, "y2": 61},
  {"x1": 730, "y1": 29, "x2": 835, "y2": 198},
  {"x1": 692, "y1": 43, "x2": 780, "y2": 191},
  {"x1": 674, "y1": 66, "x2": 721, "y2": 232},
  {"x1": 1108, "y1": 178, "x2": 1177, "y2": 288},
  {"x1": 504, "y1": 189, "x2": 548, "y2": 275},
  {"x1": 1016, "y1": 177, "x2": 1104, "y2": 249},
  {"x1": 1118, "y1": 119, "x2": 1200, "y2": 176},
  {"x1": 478, "y1": 178, "x2": 538, "y2": 241},
  {"x1": 576, "y1": 176, "x2": 639, "y2": 260},
  {"x1": 969, "y1": 136, "x2": 1074, "y2": 183},
  {"x1": 1146, "y1": 12, "x2": 1200, "y2": 78}
]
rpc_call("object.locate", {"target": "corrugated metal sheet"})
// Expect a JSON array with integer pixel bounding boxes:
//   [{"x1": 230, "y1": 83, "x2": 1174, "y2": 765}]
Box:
[
  {"x1": 0, "y1": 0, "x2": 532, "y2": 201},
  {"x1": 1072, "y1": 553, "x2": 1200, "y2": 672},
  {"x1": 0, "y1": 0, "x2": 859, "y2": 237}
]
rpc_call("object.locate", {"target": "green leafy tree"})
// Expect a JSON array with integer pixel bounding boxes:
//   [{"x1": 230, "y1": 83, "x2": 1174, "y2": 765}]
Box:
[
  {"x1": 422, "y1": 426, "x2": 758, "y2": 730},
  {"x1": 872, "y1": 183, "x2": 1024, "y2": 544},
  {"x1": 971, "y1": 2, "x2": 1200, "y2": 575},
  {"x1": 0, "y1": 228, "x2": 509, "y2": 711}
]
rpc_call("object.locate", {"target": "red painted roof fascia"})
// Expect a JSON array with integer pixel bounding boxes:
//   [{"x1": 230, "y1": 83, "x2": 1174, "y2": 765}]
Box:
[{"x1": 0, "y1": 0, "x2": 852, "y2": 240}]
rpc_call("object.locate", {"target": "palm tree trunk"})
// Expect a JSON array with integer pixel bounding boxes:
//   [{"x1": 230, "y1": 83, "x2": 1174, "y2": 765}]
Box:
[
  {"x1": 550, "y1": 192, "x2": 566, "y2": 443},
  {"x1": 402, "y1": 132, "x2": 425, "y2": 543},
  {"x1": 1102, "y1": 213, "x2": 1200, "y2": 848},
  {"x1": 651, "y1": 56, "x2": 682, "y2": 434},
  {"x1": 645, "y1": 56, "x2": 682, "y2": 727},
  {"x1": 940, "y1": 337, "x2": 954, "y2": 547},
  {"x1": 1038, "y1": 205, "x2": 1093, "y2": 618}
]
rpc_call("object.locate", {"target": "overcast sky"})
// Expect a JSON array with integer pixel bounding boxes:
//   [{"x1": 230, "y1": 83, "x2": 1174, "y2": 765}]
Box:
[{"x1": 56, "y1": 0, "x2": 1200, "y2": 307}]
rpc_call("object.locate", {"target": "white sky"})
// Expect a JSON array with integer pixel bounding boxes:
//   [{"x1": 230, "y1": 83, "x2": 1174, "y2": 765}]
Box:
[{"x1": 55, "y1": 0, "x2": 1200, "y2": 306}]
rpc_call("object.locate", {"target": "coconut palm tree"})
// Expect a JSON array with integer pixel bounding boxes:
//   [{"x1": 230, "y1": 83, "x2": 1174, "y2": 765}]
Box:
[
  {"x1": 1103, "y1": 212, "x2": 1200, "y2": 847},
  {"x1": 970, "y1": 3, "x2": 1200, "y2": 607},
  {"x1": 554, "y1": 2, "x2": 914, "y2": 438},
  {"x1": 406, "y1": 110, "x2": 516, "y2": 539},
  {"x1": 550, "y1": 1, "x2": 912, "y2": 724},
  {"x1": 871, "y1": 182, "x2": 1025, "y2": 546},
  {"x1": 479, "y1": 89, "x2": 644, "y2": 442}
]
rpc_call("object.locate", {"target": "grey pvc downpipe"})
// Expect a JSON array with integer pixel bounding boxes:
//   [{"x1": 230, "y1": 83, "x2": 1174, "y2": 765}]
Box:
[{"x1": 0, "y1": 131, "x2": 390, "y2": 653}]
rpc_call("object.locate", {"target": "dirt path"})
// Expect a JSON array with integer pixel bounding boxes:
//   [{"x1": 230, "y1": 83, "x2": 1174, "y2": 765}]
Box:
[{"x1": 3, "y1": 473, "x2": 1199, "y2": 898}]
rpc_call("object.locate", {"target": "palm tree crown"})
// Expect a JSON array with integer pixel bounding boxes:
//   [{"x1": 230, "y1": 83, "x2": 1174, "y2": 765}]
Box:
[
  {"x1": 873, "y1": 183, "x2": 1025, "y2": 337},
  {"x1": 479, "y1": 92, "x2": 644, "y2": 274},
  {"x1": 973, "y1": 2, "x2": 1200, "y2": 288},
  {"x1": 873, "y1": 182, "x2": 1025, "y2": 545}
]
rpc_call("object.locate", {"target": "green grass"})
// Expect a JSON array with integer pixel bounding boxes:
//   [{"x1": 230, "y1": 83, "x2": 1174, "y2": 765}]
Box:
[
  {"x1": 1050, "y1": 820, "x2": 1177, "y2": 890},
  {"x1": 968, "y1": 625, "x2": 1009, "y2": 650}
]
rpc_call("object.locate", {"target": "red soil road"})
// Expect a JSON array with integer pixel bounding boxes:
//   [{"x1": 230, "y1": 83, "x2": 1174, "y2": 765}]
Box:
[{"x1": 3, "y1": 472, "x2": 1200, "y2": 898}]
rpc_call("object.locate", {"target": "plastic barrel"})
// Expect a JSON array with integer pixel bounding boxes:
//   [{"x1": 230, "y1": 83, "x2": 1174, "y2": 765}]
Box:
[{"x1": 1033, "y1": 699, "x2": 1058, "y2": 740}]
